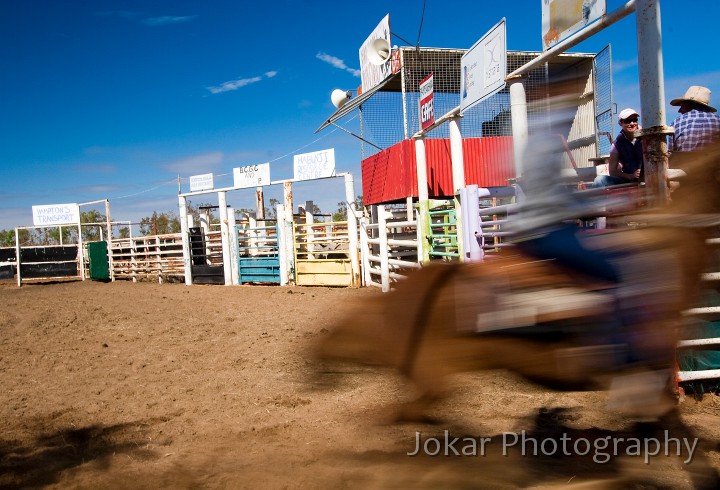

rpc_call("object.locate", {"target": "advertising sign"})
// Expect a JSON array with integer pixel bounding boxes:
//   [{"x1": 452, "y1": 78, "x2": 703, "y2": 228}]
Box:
[
  {"x1": 32, "y1": 203, "x2": 80, "y2": 226},
  {"x1": 189, "y1": 173, "x2": 214, "y2": 192},
  {"x1": 541, "y1": 0, "x2": 605, "y2": 50},
  {"x1": 233, "y1": 163, "x2": 270, "y2": 189},
  {"x1": 293, "y1": 148, "x2": 335, "y2": 181},
  {"x1": 359, "y1": 14, "x2": 392, "y2": 94},
  {"x1": 460, "y1": 18, "x2": 506, "y2": 114},
  {"x1": 419, "y1": 73, "x2": 435, "y2": 131}
]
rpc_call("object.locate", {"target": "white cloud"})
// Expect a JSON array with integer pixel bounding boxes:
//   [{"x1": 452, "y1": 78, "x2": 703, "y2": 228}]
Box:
[
  {"x1": 316, "y1": 52, "x2": 361, "y2": 77},
  {"x1": 207, "y1": 71, "x2": 277, "y2": 95},
  {"x1": 142, "y1": 15, "x2": 197, "y2": 26},
  {"x1": 163, "y1": 152, "x2": 224, "y2": 174}
]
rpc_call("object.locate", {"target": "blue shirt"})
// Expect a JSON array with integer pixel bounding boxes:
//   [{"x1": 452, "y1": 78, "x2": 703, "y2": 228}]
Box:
[
  {"x1": 671, "y1": 109, "x2": 720, "y2": 152},
  {"x1": 612, "y1": 131, "x2": 643, "y2": 177}
]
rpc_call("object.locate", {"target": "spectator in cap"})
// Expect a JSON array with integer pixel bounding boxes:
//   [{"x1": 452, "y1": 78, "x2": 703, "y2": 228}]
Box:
[
  {"x1": 591, "y1": 108, "x2": 644, "y2": 188},
  {"x1": 669, "y1": 85, "x2": 720, "y2": 152}
]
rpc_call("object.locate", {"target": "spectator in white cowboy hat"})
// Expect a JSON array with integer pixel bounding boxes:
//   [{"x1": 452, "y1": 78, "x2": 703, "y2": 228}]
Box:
[
  {"x1": 670, "y1": 85, "x2": 720, "y2": 152},
  {"x1": 591, "y1": 108, "x2": 644, "y2": 188}
]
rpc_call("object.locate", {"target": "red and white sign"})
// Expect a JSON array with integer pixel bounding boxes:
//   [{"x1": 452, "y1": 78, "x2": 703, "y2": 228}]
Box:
[{"x1": 419, "y1": 73, "x2": 434, "y2": 131}]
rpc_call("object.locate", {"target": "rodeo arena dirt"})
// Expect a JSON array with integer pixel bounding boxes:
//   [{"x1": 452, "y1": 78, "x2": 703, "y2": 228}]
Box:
[
  {"x1": 5, "y1": 4, "x2": 720, "y2": 490},
  {"x1": 0, "y1": 278, "x2": 719, "y2": 489}
]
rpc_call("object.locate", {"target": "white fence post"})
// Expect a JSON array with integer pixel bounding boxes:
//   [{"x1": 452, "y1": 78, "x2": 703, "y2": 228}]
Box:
[
  {"x1": 276, "y1": 204, "x2": 289, "y2": 286},
  {"x1": 179, "y1": 195, "x2": 192, "y2": 285},
  {"x1": 378, "y1": 204, "x2": 390, "y2": 292}
]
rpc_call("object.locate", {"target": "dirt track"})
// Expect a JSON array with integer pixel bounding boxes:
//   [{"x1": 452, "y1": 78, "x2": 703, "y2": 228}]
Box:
[{"x1": 1, "y1": 278, "x2": 719, "y2": 489}]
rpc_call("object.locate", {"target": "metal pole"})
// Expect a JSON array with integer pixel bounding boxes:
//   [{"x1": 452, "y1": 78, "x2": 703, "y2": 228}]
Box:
[
  {"x1": 414, "y1": 136, "x2": 430, "y2": 264},
  {"x1": 343, "y1": 173, "x2": 361, "y2": 287},
  {"x1": 178, "y1": 195, "x2": 192, "y2": 285},
  {"x1": 449, "y1": 116, "x2": 465, "y2": 192},
  {"x1": 218, "y1": 191, "x2": 232, "y2": 286},
  {"x1": 105, "y1": 199, "x2": 114, "y2": 281},
  {"x1": 636, "y1": 0, "x2": 671, "y2": 204},
  {"x1": 283, "y1": 182, "x2": 295, "y2": 285},
  {"x1": 228, "y1": 207, "x2": 239, "y2": 285},
  {"x1": 510, "y1": 80, "x2": 529, "y2": 177}
]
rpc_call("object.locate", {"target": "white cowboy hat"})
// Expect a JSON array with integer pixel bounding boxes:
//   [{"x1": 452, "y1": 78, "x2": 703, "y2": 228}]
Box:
[{"x1": 670, "y1": 85, "x2": 716, "y2": 112}]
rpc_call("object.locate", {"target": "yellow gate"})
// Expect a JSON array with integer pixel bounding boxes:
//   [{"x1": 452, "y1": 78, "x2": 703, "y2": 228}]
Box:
[{"x1": 293, "y1": 220, "x2": 353, "y2": 286}]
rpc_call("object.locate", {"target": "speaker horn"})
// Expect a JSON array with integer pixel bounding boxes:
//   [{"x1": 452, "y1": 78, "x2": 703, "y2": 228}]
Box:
[
  {"x1": 331, "y1": 89, "x2": 352, "y2": 109},
  {"x1": 367, "y1": 38, "x2": 391, "y2": 65}
]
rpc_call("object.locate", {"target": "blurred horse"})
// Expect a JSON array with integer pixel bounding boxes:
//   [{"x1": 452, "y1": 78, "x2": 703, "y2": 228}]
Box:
[{"x1": 313, "y1": 142, "x2": 720, "y2": 487}]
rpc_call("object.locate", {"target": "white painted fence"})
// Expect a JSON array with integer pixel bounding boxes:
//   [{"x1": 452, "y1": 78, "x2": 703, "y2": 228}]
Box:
[
  {"x1": 110, "y1": 233, "x2": 184, "y2": 283},
  {"x1": 360, "y1": 201, "x2": 421, "y2": 292}
]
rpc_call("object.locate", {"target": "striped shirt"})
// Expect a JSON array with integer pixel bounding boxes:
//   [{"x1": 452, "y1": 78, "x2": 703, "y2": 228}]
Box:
[{"x1": 671, "y1": 109, "x2": 720, "y2": 152}]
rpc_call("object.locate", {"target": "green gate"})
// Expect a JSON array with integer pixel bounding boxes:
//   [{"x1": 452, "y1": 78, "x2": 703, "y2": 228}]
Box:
[
  {"x1": 428, "y1": 204, "x2": 459, "y2": 260},
  {"x1": 88, "y1": 241, "x2": 110, "y2": 281}
]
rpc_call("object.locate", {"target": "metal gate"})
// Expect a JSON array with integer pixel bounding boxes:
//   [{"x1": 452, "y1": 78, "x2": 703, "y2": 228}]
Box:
[
  {"x1": 237, "y1": 220, "x2": 281, "y2": 284},
  {"x1": 428, "y1": 202, "x2": 459, "y2": 260},
  {"x1": 189, "y1": 226, "x2": 224, "y2": 284},
  {"x1": 293, "y1": 220, "x2": 353, "y2": 286}
]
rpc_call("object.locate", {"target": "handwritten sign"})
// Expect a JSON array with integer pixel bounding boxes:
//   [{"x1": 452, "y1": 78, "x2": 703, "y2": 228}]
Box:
[
  {"x1": 233, "y1": 163, "x2": 270, "y2": 189},
  {"x1": 419, "y1": 73, "x2": 435, "y2": 130},
  {"x1": 542, "y1": 0, "x2": 605, "y2": 50},
  {"x1": 293, "y1": 149, "x2": 336, "y2": 181},
  {"x1": 189, "y1": 173, "x2": 214, "y2": 192},
  {"x1": 32, "y1": 203, "x2": 80, "y2": 226},
  {"x1": 461, "y1": 18, "x2": 506, "y2": 114}
]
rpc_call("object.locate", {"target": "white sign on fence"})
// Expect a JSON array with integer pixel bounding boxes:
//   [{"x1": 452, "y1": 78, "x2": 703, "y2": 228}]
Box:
[
  {"x1": 293, "y1": 148, "x2": 336, "y2": 181},
  {"x1": 32, "y1": 203, "x2": 80, "y2": 226},
  {"x1": 233, "y1": 163, "x2": 270, "y2": 188},
  {"x1": 460, "y1": 18, "x2": 506, "y2": 114},
  {"x1": 189, "y1": 173, "x2": 214, "y2": 192},
  {"x1": 542, "y1": 0, "x2": 606, "y2": 50}
]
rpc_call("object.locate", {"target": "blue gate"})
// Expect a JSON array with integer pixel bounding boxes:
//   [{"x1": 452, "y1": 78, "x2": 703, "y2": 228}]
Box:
[{"x1": 237, "y1": 220, "x2": 281, "y2": 284}]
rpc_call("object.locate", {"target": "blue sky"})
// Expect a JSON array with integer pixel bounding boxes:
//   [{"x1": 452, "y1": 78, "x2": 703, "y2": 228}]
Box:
[{"x1": 1, "y1": 0, "x2": 718, "y2": 231}]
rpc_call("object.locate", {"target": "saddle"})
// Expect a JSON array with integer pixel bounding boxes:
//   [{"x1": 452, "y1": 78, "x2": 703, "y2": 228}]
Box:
[{"x1": 466, "y1": 253, "x2": 615, "y2": 334}]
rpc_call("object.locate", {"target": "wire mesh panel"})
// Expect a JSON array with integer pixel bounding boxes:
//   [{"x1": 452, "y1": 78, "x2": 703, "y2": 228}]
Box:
[
  {"x1": 359, "y1": 47, "x2": 604, "y2": 161},
  {"x1": 593, "y1": 45, "x2": 614, "y2": 156}
]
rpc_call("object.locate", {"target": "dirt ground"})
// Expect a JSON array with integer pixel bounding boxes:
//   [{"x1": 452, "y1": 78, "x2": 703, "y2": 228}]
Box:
[{"x1": 1, "y1": 278, "x2": 719, "y2": 489}]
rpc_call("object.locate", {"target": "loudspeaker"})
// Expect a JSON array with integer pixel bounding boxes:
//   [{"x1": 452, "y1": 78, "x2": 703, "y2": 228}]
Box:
[
  {"x1": 367, "y1": 38, "x2": 391, "y2": 65},
  {"x1": 331, "y1": 89, "x2": 352, "y2": 109}
]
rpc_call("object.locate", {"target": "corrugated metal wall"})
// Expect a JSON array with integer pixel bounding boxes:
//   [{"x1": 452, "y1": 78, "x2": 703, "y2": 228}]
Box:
[
  {"x1": 362, "y1": 137, "x2": 515, "y2": 205},
  {"x1": 361, "y1": 140, "x2": 417, "y2": 205},
  {"x1": 463, "y1": 137, "x2": 516, "y2": 187}
]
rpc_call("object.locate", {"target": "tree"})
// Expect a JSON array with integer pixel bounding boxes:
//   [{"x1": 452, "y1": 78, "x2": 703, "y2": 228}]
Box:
[
  {"x1": 265, "y1": 198, "x2": 279, "y2": 219},
  {"x1": 332, "y1": 195, "x2": 363, "y2": 221},
  {"x1": 80, "y1": 209, "x2": 106, "y2": 242},
  {"x1": 139, "y1": 211, "x2": 181, "y2": 236}
]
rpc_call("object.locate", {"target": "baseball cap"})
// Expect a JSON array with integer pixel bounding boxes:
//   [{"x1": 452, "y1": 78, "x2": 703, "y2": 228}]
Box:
[{"x1": 618, "y1": 108, "x2": 639, "y2": 122}]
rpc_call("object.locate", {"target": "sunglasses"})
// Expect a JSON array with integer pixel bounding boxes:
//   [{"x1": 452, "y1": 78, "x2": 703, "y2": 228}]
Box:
[{"x1": 623, "y1": 118, "x2": 639, "y2": 124}]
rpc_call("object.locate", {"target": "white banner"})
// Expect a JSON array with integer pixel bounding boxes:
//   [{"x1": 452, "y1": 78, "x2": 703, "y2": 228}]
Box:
[
  {"x1": 542, "y1": 0, "x2": 606, "y2": 50},
  {"x1": 293, "y1": 149, "x2": 336, "y2": 181},
  {"x1": 189, "y1": 173, "x2": 214, "y2": 192},
  {"x1": 233, "y1": 163, "x2": 270, "y2": 189},
  {"x1": 460, "y1": 18, "x2": 506, "y2": 114},
  {"x1": 359, "y1": 14, "x2": 392, "y2": 93},
  {"x1": 32, "y1": 203, "x2": 80, "y2": 226}
]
